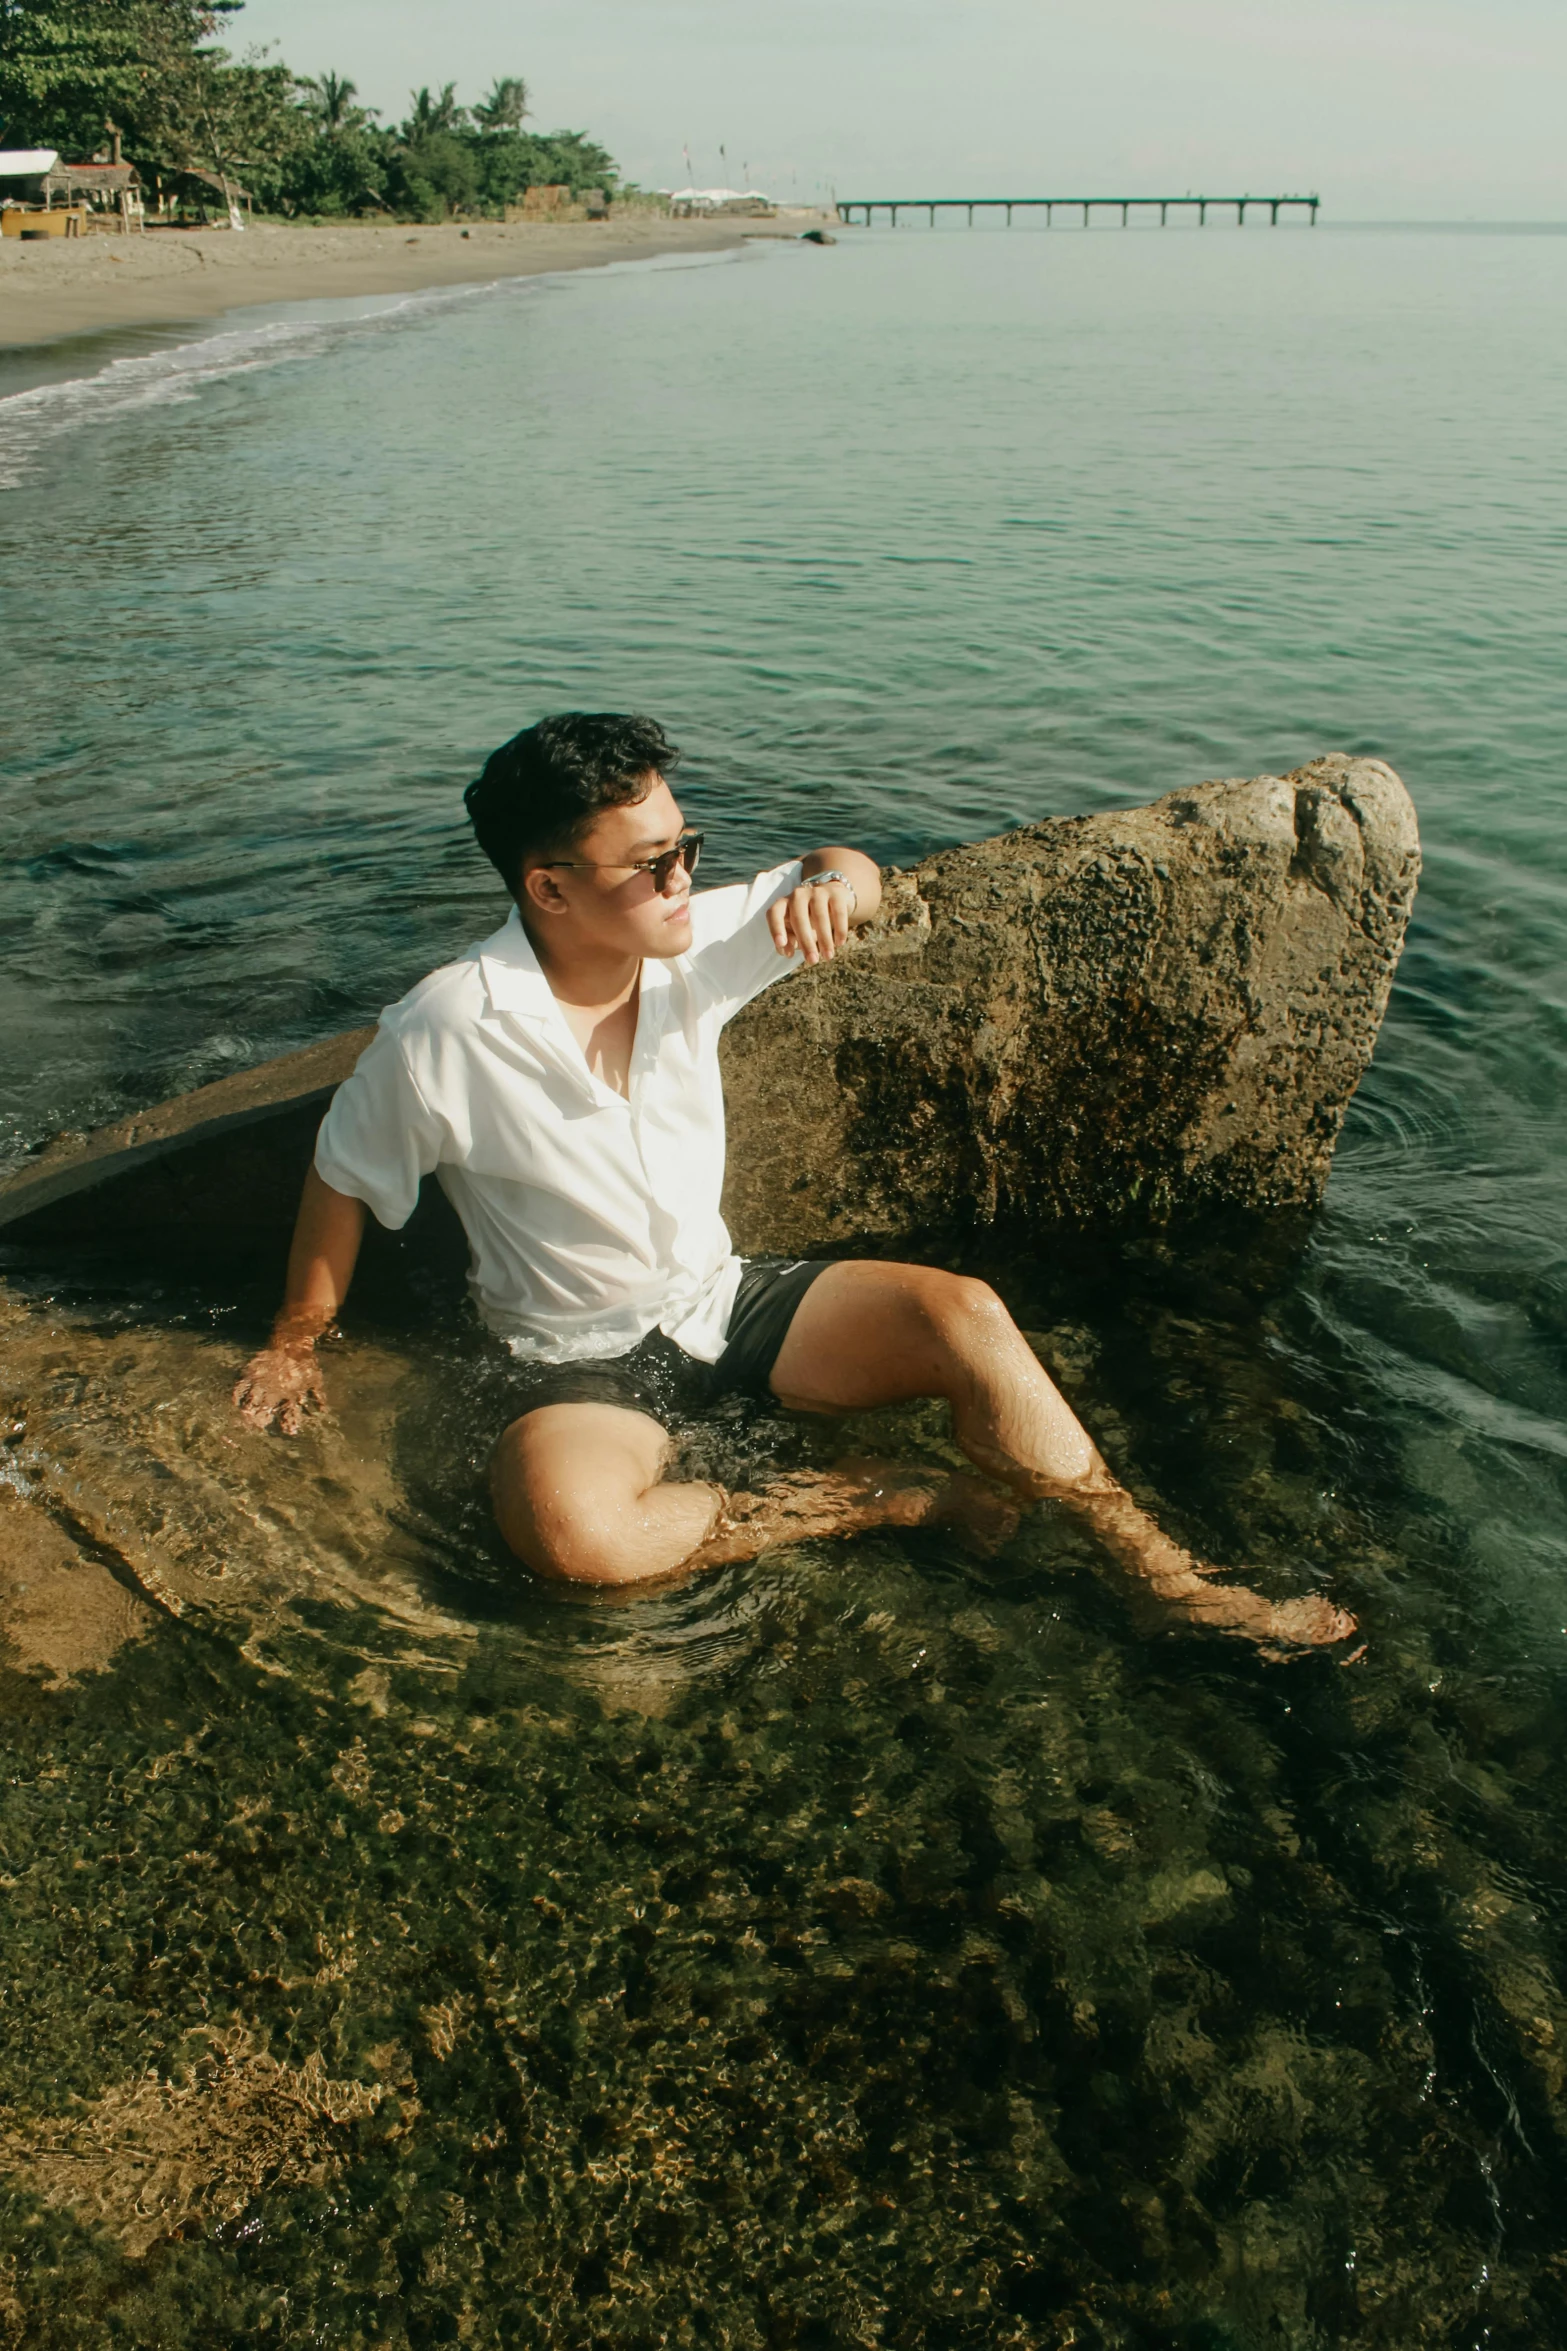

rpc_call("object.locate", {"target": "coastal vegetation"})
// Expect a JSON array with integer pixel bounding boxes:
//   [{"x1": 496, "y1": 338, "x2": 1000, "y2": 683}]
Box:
[{"x1": 0, "y1": 0, "x2": 621, "y2": 218}]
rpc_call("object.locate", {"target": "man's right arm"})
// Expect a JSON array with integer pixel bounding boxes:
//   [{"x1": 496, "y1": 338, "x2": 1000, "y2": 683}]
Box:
[{"x1": 233, "y1": 1167, "x2": 368, "y2": 1435}]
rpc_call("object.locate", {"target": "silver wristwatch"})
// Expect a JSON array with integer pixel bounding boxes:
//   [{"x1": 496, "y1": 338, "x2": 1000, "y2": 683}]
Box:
[{"x1": 806, "y1": 868, "x2": 857, "y2": 911}]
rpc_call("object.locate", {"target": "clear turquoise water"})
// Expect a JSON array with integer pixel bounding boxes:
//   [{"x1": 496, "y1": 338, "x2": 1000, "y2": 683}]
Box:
[{"x1": 2, "y1": 227, "x2": 1567, "y2": 2344}]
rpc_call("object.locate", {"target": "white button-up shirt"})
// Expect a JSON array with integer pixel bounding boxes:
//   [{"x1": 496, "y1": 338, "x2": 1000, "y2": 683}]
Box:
[{"x1": 314, "y1": 860, "x2": 805, "y2": 1363}]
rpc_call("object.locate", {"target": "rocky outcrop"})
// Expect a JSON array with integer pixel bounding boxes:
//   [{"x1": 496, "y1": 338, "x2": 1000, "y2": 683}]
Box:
[
  {"x1": 0, "y1": 756, "x2": 1417, "y2": 1255},
  {"x1": 720, "y1": 756, "x2": 1419, "y2": 1250}
]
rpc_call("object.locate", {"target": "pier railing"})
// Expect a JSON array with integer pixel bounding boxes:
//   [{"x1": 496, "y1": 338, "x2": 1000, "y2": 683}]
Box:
[{"x1": 835, "y1": 194, "x2": 1320, "y2": 229}]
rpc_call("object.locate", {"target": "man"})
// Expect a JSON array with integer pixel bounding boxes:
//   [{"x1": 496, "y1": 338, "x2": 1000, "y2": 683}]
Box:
[{"x1": 235, "y1": 713, "x2": 1354, "y2": 1654}]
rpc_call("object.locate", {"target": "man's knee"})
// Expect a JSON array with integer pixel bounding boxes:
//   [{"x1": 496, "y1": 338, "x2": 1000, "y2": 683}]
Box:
[
  {"x1": 489, "y1": 1403, "x2": 663, "y2": 1584},
  {"x1": 517, "y1": 1513, "x2": 636, "y2": 1586},
  {"x1": 498, "y1": 1480, "x2": 627, "y2": 1584},
  {"x1": 913, "y1": 1269, "x2": 1010, "y2": 1351}
]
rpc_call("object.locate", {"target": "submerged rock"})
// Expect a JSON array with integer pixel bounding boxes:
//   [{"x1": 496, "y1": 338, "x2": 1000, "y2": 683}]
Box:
[
  {"x1": 0, "y1": 2024, "x2": 395, "y2": 2258},
  {"x1": 0, "y1": 1288, "x2": 474, "y2": 1688},
  {"x1": 721, "y1": 755, "x2": 1420, "y2": 1250}
]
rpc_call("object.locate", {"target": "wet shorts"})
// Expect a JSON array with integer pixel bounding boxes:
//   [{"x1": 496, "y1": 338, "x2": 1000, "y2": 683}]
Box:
[{"x1": 501, "y1": 1258, "x2": 830, "y2": 1426}]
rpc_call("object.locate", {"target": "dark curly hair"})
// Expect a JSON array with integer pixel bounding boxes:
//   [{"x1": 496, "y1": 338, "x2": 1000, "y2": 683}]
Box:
[{"x1": 464, "y1": 712, "x2": 681, "y2": 893}]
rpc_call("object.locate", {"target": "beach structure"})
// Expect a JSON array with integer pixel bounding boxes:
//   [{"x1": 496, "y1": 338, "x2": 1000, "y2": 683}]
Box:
[
  {"x1": 0, "y1": 150, "x2": 74, "y2": 237},
  {"x1": 667, "y1": 187, "x2": 776, "y2": 218},
  {"x1": 0, "y1": 149, "x2": 59, "y2": 186},
  {"x1": 0, "y1": 147, "x2": 144, "y2": 234},
  {"x1": 502, "y1": 186, "x2": 611, "y2": 223},
  {"x1": 506, "y1": 183, "x2": 572, "y2": 219},
  {"x1": 836, "y1": 192, "x2": 1321, "y2": 228},
  {"x1": 157, "y1": 165, "x2": 252, "y2": 225}
]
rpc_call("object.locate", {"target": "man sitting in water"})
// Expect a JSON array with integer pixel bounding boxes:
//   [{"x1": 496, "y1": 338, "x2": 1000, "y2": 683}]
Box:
[{"x1": 235, "y1": 712, "x2": 1354, "y2": 1654}]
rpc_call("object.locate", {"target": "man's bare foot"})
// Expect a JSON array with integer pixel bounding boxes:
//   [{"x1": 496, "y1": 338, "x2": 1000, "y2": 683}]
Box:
[
  {"x1": 1155, "y1": 1573, "x2": 1358, "y2": 1661},
  {"x1": 688, "y1": 1457, "x2": 1020, "y2": 1568},
  {"x1": 927, "y1": 1471, "x2": 1022, "y2": 1557},
  {"x1": 829, "y1": 1457, "x2": 1020, "y2": 1556}
]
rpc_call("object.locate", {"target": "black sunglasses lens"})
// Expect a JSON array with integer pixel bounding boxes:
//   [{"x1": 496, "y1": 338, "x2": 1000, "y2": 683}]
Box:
[{"x1": 652, "y1": 836, "x2": 701, "y2": 890}]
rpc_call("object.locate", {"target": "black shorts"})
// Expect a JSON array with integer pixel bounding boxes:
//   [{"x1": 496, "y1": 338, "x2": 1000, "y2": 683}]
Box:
[{"x1": 501, "y1": 1258, "x2": 830, "y2": 1425}]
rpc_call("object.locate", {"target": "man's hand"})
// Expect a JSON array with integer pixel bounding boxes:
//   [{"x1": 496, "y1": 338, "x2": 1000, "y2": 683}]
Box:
[
  {"x1": 767, "y1": 877, "x2": 856, "y2": 967},
  {"x1": 233, "y1": 1337, "x2": 327, "y2": 1436},
  {"x1": 235, "y1": 1170, "x2": 366, "y2": 1435}
]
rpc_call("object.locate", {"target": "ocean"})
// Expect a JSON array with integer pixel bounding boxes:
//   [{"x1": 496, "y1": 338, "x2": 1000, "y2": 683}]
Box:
[{"x1": 2, "y1": 224, "x2": 1566, "y2": 2344}]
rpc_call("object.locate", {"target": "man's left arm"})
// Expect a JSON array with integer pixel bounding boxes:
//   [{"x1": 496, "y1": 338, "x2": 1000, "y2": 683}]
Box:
[{"x1": 765, "y1": 846, "x2": 883, "y2": 968}]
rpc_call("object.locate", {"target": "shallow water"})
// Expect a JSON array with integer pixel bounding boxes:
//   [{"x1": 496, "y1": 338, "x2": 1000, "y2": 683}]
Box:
[{"x1": 1, "y1": 227, "x2": 1566, "y2": 2344}]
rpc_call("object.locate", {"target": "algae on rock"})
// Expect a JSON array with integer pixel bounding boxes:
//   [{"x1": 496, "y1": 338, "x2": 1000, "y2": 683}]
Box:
[{"x1": 721, "y1": 755, "x2": 1419, "y2": 1250}]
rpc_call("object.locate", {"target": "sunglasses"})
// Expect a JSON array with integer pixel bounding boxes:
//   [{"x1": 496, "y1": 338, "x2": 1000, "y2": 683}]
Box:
[{"x1": 546, "y1": 831, "x2": 703, "y2": 894}]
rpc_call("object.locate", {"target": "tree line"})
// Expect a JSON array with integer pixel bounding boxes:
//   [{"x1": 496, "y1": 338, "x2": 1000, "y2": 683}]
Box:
[{"x1": 0, "y1": 0, "x2": 621, "y2": 218}]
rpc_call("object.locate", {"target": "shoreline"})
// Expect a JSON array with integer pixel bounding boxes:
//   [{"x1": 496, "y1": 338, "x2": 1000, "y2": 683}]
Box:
[{"x1": 0, "y1": 210, "x2": 834, "y2": 353}]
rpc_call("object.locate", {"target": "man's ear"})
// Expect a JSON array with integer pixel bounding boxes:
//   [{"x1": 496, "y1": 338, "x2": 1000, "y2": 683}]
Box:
[{"x1": 521, "y1": 863, "x2": 568, "y2": 917}]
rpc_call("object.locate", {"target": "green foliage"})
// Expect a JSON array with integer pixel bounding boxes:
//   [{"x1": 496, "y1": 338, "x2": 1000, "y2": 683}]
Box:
[
  {"x1": 0, "y1": 1, "x2": 620, "y2": 220},
  {"x1": 0, "y1": 0, "x2": 238, "y2": 159},
  {"x1": 303, "y1": 68, "x2": 361, "y2": 135},
  {"x1": 399, "y1": 80, "x2": 465, "y2": 142},
  {"x1": 473, "y1": 127, "x2": 620, "y2": 209},
  {"x1": 137, "y1": 41, "x2": 310, "y2": 201},
  {"x1": 379, "y1": 104, "x2": 619, "y2": 223},
  {"x1": 280, "y1": 70, "x2": 386, "y2": 214},
  {"x1": 472, "y1": 73, "x2": 528, "y2": 132},
  {"x1": 389, "y1": 132, "x2": 478, "y2": 222}
]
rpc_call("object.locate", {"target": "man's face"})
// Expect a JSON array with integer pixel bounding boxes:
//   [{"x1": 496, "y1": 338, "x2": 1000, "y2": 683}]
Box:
[{"x1": 524, "y1": 775, "x2": 695, "y2": 961}]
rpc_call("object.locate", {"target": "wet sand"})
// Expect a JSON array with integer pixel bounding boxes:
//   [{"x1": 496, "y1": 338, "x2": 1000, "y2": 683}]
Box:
[{"x1": 0, "y1": 210, "x2": 834, "y2": 350}]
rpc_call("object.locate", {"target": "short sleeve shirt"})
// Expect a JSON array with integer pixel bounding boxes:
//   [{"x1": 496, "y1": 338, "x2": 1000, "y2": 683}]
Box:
[{"x1": 313, "y1": 861, "x2": 805, "y2": 1363}]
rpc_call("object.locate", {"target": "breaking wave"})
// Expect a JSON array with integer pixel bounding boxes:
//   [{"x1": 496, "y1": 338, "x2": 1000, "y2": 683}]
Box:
[{"x1": 0, "y1": 246, "x2": 737, "y2": 489}]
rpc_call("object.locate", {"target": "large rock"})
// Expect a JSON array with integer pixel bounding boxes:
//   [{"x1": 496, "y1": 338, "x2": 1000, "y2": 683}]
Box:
[
  {"x1": 0, "y1": 756, "x2": 1417, "y2": 1257},
  {"x1": 721, "y1": 755, "x2": 1419, "y2": 1248}
]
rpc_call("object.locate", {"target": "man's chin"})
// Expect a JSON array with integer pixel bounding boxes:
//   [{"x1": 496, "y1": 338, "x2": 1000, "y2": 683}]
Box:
[{"x1": 645, "y1": 910, "x2": 694, "y2": 959}]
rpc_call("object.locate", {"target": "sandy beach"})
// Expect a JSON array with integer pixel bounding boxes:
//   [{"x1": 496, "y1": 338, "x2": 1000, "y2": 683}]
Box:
[{"x1": 0, "y1": 210, "x2": 835, "y2": 350}]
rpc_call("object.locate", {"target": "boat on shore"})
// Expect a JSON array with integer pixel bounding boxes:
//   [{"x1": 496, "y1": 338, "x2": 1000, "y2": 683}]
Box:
[{"x1": 0, "y1": 1028, "x2": 374, "y2": 1251}]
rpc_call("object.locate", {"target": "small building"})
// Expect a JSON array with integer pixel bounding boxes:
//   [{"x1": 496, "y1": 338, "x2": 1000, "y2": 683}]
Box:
[
  {"x1": 0, "y1": 149, "x2": 75, "y2": 237},
  {"x1": 44, "y1": 160, "x2": 140, "y2": 208},
  {"x1": 0, "y1": 146, "x2": 144, "y2": 234},
  {"x1": 505, "y1": 184, "x2": 573, "y2": 221},
  {"x1": 666, "y1": 186, "x2": 775, "y2": 220}
]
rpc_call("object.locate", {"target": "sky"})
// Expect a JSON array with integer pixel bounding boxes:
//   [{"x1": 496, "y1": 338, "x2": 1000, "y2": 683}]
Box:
[{"x1": 235, "y1": 0, "x2": 1567, "y2": 220}]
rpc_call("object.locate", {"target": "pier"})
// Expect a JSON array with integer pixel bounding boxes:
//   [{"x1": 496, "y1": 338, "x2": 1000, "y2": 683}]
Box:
[{"x1": 835, "y1": 194, "x2": 1320, "y2": 229}]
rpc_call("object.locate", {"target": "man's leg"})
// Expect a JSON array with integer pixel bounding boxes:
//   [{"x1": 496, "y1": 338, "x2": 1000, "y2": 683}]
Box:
[
  {"x1": 490, "y1": 1400, "x2": 1015, "y2": 1587},
  {"x1": 769, "y1": 1261, "x2": 1356, "y2": 1653}
]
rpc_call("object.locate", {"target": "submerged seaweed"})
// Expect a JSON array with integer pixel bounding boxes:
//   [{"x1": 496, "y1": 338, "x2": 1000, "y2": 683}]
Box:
[{"x1": 2, "y1": 1230, "x2": 1566, "y2": 2349}]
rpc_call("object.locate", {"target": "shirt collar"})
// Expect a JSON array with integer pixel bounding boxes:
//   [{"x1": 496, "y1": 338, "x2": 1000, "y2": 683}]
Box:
[
  {"x1": 476, "y1": 904, "x2": 559, "y2": 1028},
  {"x1": 478, "y1": 904, "x2": 676, "y2": 1014},
  {"x1": 475, "y1": 906, "x2": 678, "y2": 1090}
]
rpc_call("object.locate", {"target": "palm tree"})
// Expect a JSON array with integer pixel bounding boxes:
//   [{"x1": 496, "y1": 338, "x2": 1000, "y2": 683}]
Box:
[
  {"x1": 473, "y1": 76, "x2": 529, "y2": 132},
  {"x1": 307, "y1": 72, "x2": 367, "y2": 134},
  {"x1": 403, "y1": 83, "x2": 466, "y2": 141}
]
